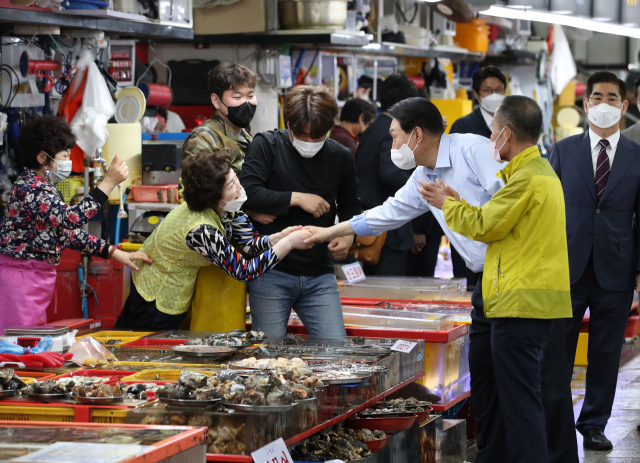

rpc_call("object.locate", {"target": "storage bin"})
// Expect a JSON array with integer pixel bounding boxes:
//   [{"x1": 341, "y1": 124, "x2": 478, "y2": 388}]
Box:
[
  {"x1": 56, "y1": 178, "x2": 84, "y2": 204},
  {"x1": 131, "y1": 184, "x2": 179, "y2": 203}
]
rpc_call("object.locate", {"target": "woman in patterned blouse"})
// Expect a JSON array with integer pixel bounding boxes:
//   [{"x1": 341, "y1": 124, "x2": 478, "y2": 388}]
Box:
[
  {"x1": 115, "y1": 151, "x2": 313, "y2": 331},
  {"x1": 0, "y1": 116, "x2": 151, "y2": 332}
]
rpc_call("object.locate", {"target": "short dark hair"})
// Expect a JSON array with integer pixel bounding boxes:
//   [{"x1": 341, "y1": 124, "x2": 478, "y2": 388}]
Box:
[
  {"x1": 472, "y1": 66, "x2": 507, "y2": 94},
  {"x1": 495, "y1": 95, "x2": 542, "y2": 145},
  {"x1": 586, "y1": 71, "x2": 626, "y2": 99},
  {"x1": 182, "y1": 151, "x2": 231, "y2": 212},
  {"x1": 18, "y1": 116, "x2": 76, "y2": 171},
  {"x1": 285, "y1": 85, "x2": 339, "y2": 139},
  {"x1": 379, "y1": 74, "x2": 418, "y2": 112},
  {"x1": 208, "y1": 62, "x2": 258, "y2": 100},
  {"x1": 633, "y1": 77, "x2": 640, "y2": 98},
  {"x1": 388, "y1": 97, "x2": 445, "y2": 138},
  {"x1": 340, "y1": 98, "x2": 377, "y2": 124}
]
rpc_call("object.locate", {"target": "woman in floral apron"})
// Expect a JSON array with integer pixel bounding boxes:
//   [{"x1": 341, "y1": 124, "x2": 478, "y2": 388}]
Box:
[{"x1": 0, "y1": 116, "x2": 151, "y2": 333}]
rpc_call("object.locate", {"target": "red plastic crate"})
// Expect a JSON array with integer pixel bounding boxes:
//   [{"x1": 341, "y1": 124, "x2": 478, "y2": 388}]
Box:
[{"x1": 118, "y1": 339, "x2": 186, "y2": 349}]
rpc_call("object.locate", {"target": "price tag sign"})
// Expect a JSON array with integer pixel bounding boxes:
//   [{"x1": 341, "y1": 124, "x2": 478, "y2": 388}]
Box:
[
  {"x1": 342, "y1": 262, "x2": 366, "y2": 284},
  {"x1": 251, "y1": 438, "x2": 294, "y2": 463},
  {"x1": 391, "y1": 340, "x2": 417, "y2": 353}
]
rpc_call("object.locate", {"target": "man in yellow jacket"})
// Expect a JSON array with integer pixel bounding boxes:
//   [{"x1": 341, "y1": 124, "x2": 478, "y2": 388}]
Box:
[{"x1": 423, "y1": 95, "x2": 573, "y2": 463}]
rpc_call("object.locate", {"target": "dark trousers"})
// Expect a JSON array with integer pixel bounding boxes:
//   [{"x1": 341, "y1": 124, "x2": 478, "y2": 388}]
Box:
[
  {"x1": 115, "y1": 280, "x2": 188, "y2": 331},
  {"x1": 405, "y1": 236, "x2": 440, "y2": 277},
  {"x1": 470, "y1": 274, "x2": 578, "y2": 463},
  {"x1": 564, "y1": 255, "x2": 634, "y2": 434},
  {"x1": 363, "y1": 245, "x2": 408, "y2": 276}
]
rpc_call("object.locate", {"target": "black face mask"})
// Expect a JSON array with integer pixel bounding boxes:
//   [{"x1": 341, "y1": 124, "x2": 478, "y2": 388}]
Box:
[{"x1": 220, "y1": 101, "x2": 257, "y2": 129}]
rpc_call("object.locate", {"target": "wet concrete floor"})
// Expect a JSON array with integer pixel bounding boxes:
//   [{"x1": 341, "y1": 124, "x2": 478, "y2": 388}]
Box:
[{"x1": 575, "y1": 343, "x2": 640, "y2": 462}]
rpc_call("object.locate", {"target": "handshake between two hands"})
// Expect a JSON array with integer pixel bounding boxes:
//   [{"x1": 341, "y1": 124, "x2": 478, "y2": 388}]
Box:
[{"x1": 271, "y1": 226, "x2": 354, "y2": 261}]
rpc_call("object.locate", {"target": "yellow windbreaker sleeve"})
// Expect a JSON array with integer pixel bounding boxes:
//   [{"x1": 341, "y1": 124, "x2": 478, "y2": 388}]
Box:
[{"x1": 443, "y1": 174, "x2": 534, "y2": 244}]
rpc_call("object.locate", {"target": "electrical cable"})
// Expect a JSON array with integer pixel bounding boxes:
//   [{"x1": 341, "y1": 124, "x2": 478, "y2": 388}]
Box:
[
  {"x1": 395, "y1": 0, "x2": 418, "y2": 25},
  {"x1": 1, "y1": 65, "x2": 20, "y2": 107},
  {"x1": 137, "y1": 40, "x2": 172, "y2": 86},
  {"x1": 0, "y1": 68, "x2": 14, "y2": 108}
]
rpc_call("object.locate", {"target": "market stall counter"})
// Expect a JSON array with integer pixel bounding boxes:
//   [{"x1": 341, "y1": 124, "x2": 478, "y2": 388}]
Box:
[{"x1": 0, "y1": 421, "x2": 207, "y2": 462}]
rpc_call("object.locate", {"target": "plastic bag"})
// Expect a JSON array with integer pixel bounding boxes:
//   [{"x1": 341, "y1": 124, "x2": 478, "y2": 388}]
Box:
[
  {"x1": 0, "y1": 335, "x2": 54, "y2": 354},
  {"x1": 70, "y1": 50, "x2": 115, "y2": 159},
  {"x1": 67, "y1": 336, "x2": 117, "y2": 367}
]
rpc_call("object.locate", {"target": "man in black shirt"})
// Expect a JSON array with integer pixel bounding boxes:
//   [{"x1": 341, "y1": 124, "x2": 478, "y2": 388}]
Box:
[{"x1": 240, "y1": 85, "x2": 360, "y2": 337}]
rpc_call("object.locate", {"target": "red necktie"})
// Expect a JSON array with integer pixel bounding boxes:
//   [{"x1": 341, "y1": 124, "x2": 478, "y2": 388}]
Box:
[{"x1": 595, "y1": 139, "x2": 610, "y2": 202}]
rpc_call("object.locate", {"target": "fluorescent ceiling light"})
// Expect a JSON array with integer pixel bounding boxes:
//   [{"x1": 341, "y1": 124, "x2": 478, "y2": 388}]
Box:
[{"x1": 480, "y1": 5, "x2": 640, "y2": 38}]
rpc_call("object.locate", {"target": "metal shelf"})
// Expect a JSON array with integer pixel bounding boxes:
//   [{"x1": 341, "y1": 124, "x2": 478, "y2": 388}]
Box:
[
  {"x1": 192, "y1": 30, "x2": 368, "y2": 47},
  {"x1": 0, "y1": 6, "x2": 194, "y2": 40}
]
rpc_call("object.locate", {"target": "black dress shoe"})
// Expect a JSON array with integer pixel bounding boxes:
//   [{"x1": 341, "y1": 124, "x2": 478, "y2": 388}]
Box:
[{"x1": 582, "y1": 428, "x2": 613, "y2": 451}]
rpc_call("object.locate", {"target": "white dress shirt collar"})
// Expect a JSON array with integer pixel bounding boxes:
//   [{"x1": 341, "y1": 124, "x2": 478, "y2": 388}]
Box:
[
  {"x1": 589, "y1": 128, "x2": 620, "y2": 152},
  {"x1": 479, "y1": 106, "x2": 494, "y2": 131}
]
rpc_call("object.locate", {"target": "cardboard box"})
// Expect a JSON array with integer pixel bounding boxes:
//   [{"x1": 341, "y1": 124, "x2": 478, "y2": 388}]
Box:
[{"x1": 193, "y1": 0, "x2": 267, "y2": 35}]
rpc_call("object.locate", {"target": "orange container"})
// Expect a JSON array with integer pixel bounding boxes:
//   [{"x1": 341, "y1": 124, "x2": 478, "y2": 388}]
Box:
[
  {"x1": 131, "y1": 184, "x2": 179, "y2": 203},
  {"x1": 456, "y1": 18, "x2": 490, "y2": 53}
]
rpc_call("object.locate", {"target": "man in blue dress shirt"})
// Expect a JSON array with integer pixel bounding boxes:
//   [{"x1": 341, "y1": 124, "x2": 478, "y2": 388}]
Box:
[{"x1": 305, "y1": 96, "x2": 578, "y2": 463}]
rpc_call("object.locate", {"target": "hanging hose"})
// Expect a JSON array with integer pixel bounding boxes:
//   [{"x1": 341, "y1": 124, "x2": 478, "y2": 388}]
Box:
[
  {"x1": 114, "y1": 188, "x2": 130, "y2": 246},
  {"x1": 78, "y1": 266, "x2": 88, "y2": 319}
]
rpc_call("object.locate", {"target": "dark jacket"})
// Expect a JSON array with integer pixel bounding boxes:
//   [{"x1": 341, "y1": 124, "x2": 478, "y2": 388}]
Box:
[
  {"x1": 449, "y1": 107, "x2": 492, "y2": 139},
  {"x1": 240, "y1": 129, "x2": 361, "y2": 277},
  {"x1": 330, "y1": 125, "x2": 358, "y2": 157},
  {"x1": 549, "y1": 131, "x2": 640, "y2": 291},
  {"x1": 355, "y1": 113, "x2": 414, "y2": 251}
]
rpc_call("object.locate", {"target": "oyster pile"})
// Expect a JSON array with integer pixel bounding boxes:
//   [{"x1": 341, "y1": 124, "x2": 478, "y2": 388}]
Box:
[
  {"x1": 72, "y1": 382, "x2": 124, "y2": 398},
  {"x1": 216, "y1": 369, "x2": 311, "y2": 405},
  {"x1": 24, "y1": 380, "x2": 66, "y2": 395},
  {"x1": 123, "y1": 383, "x2": 159, "y2": 400},
  {"x1": 291, "y1": 427, "x2": 373, "y2": 462},
  {"x1": 280, "y1": 333, "x2": 305, "y2": 345},
  {"x1": 208, "y1": 423, "x2": 246, "y2": 455},
  {"x1": 156, "y1": 371, "x2": 222, "y2": 401},
  {"x1": 185, "y1": 330, "x2": 265, "y2": 347},
  {"x1": 0, "y1": 369, "x2": 26, "y2": 391},
  {"x1": 379, "y1": 397, "x2": 432, "y2": 409},
  {"x1": 232, "y1": 357, "x2": 306, "y2": 370}
]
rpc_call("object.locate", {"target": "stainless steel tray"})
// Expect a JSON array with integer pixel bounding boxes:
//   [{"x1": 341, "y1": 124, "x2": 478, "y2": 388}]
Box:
[
  {"x1": 171, "y1": 346, "x2": 236, "y2": 358},
  {"x1": 4, "y1": 325, "x2": 69, "y2": 335},
  {"x1": 70, "y1": 395, "x2": 124, "y2": 404},
  {"x1": 158, "y1": 397, "x2": 222, "y2": 407},
  {"x1": 221, "y1": 401, "x2": 298, "y2": 412},
  {"x1": 316, "y1": 374, "x2": 371, "y2": 385},
  {"x1": 0, "y1": 389, "x2": 17, "y2": 398}
]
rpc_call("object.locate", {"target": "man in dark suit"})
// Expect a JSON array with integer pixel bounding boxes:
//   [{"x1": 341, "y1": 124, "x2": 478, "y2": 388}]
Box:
[
  {"x1": 450, "y1": 65, "x2": 506, "y2": 139},
  {"x1": 355, "y1": 74, "x2": 419, "y2": 275},
  {"x1": 449, "y1": 66, "x2": 507, "y2": 288},
  {"x1": 550, "y1": 71, "x2": 640, "y2": 451}
]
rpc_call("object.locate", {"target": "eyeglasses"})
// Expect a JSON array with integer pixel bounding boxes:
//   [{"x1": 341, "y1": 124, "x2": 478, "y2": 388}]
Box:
[
  {"x1": 479, "y1": 87, "x2": 505, "y2": 96},
  {"x1": 589, "y1": 95, "x2": 622, "y2": 105}
]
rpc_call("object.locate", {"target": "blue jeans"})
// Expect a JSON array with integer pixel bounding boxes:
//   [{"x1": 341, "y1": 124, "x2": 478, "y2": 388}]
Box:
[{"x1": 248, "y1": 270, "x2": 346, "y2": 338}]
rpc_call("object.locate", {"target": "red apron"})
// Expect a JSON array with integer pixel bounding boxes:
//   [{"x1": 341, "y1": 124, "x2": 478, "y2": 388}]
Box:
[{"x1": 0, "y1": 254, "x2": 57, "y2": 333}]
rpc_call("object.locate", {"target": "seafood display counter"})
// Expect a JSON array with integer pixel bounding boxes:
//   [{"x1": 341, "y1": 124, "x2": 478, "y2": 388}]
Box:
[
  {"x1": 0, "y1": 333, "x2": 427, "y2": 462},
  {"x1": 0, "y1": 421, "x2": 207, "y2": 462},
  {"x1": 337, "y1": 277, "x2": 469, "y2": 302}
]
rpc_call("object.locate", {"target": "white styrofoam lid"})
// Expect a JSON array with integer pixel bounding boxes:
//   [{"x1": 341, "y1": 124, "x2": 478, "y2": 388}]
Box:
[
  {"x1": 115, "y1": 95, "x2": 143, "y2": 124},
  {"x1": 557, "y1": 107, "x2": 581, "y2": 128}
]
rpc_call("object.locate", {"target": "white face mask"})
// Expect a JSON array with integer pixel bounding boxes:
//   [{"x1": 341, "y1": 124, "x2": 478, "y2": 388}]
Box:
[
  {"x1": 44, "y1": 152, "x2": 72, "y2": 183},
  {"x1": 490, "y1": 126, "x2": 509, "y2": 164},
  {"x1": 587, "y1": 103, "x2": 622, "y2": 129},
  {"x1": 391, "y1": 129, "x2": 418, "y2": 170},
  {"x1": 221, "y1": 187, "x2": 247, "y2": 213},
  {"x1": 480, "y1": 93, "x2": 505, "y2": 114},
  {"x1": 291, "y1": 135, "x2": 325, "y2": 158}
]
